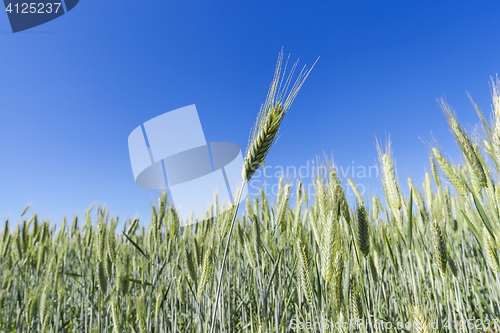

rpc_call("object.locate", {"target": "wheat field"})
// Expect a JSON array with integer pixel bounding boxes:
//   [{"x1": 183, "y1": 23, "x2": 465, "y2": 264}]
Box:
[{"x1": 1, "y1": 62, "x2": 500, "y2": 332}]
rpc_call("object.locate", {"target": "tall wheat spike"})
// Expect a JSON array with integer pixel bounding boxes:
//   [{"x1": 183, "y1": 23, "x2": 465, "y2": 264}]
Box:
[
  {"x1": 193, "y1": 238, "x2": 201, "y2": 267},
  {"x1": 135, "y1": 291, "x2": 147, "y2": 333},
  {"x1": 371, "y1": 196, "x2": 380, "y2": 221},
  {"x1": 321, "y1": 211, "x2": 336, "y2": 284},
  {"x1": 297, "y1": 238, "x2": 314, "y2": 309},
  {"x1": 242, "y1": 50, "x2": 317, "y2": 182},
  {"x1": 111, "y1": 295, "x2": 121, "y2": 333},
  {"x1": 251, "y1": 215, "x2": 262, "y2": 262},
  {"x1": 441, "y1": 99, "x2": 487, "y2": 191},
  {"x1": 368, "y1": 255, "x2": 379, "y2": 284},
  {"x1": 275, "y1": 184, "x2": 292, "y2": 233},
  {"x1": 197, "y1": 248, "x2": 213, "y2": 300},
  {"x1": 357, "y1": 205, "x2": 370, "y2": 258},
  {"x1": 96, "y1": 260, "x2": 107, "y2": 292},
  {"x1": 487, "y1": 76, "x2": 500, "y2": 167},
  {"x1": 184, "y1": 247, "x2": 198, "y2": 289},
  {"x1": 483, "y1": 229, "x2": 499, "y2": 272},
  {"x1": 210, "y1": 50, "x2": 317, "y2": 333},
  {"x1": 423, "y1": 172, "x2": 433, "y2": 212},
  {"x1": 430, "y1": 156, "x2": 442, "y2": 189},
  {"x1": 244, "y1": 232, "x2": 258, "y2": 269},
  {"x1": 430, "y1": 219, "x2": 447, "y2": 277},
  {"x1": 379, "y1": 140, "x2": 401, "y2": 211},
  {"x1": 432, "y1": 148, "x2": 468, "y2": 197},
  {"x1": 40, "y1": 285, "x2": 48, "y2": 329},
  {"x1": 412, "y1": 305, "x2": 431, "y2": 333}
]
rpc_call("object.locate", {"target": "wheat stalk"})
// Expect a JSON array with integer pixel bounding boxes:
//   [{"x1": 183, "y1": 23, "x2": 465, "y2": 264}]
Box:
[
  {"x1": 441, "y1": 99, "x2": 487, "y2": 192},
  {"x1": 209, "y1": 50, "x2": 316, "y2": 333},
  {"x1": 184, "y1": 247, "x2": 198, "y2": 289}
]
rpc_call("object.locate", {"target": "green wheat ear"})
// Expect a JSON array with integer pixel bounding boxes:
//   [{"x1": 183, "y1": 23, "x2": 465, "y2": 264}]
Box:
[
  {"x1": 135, "y1": 291, "x2": 147, "y2": 333},
  {"x1": 332, "y1": 251, "x2": 344, "y2": 310},
  {"x1": 39, "y1": 284, "x2": 48, "y2": 330},
  {"x1": 349, "y1": 275, "x2": 363, "y2": 320},
  {"x1": 483, "y1": 229, "x2": 500, "y2": 272},
  {"x1": 275, "y1": 184, "x2": 291, "y2": 233},
  {"x1": 378, "y1": 140, "x2": 401, "y2": 211},
  {"x1": 430, "y1": 156, "x2": 442, "y2": 188},
  {"x1": 96, "y1": 260, "x2": 107, "y2": 292},
  {"x1": 321, "y1": 210, "x2": 337, "y2": 284},
  {"x1": 251, "y1": 215, "x2": 262, "y2": 262},
  {"x1": 183, "y1": 247, "x2": 198, "y2": 290},
  {"x1": 296, "y1": 237, "x2": 314, "y2": 309},
  {"x1": 412, "y1": 305, "x2": 431, "y2": 333},
  {"x1": 197, "y1": 248, "x2": 213, "y2": 301},
  {"x1": 430, "y1": 219, "x2": 447, "y2": 277},
  {"x1": 210, "y1": 50, "x2": 317, "y2": 333},
  {"x1": 357, "y1": 205, "x2": 370, "y2": 258},
  {"x1": 243, "y1": 231, "x2": 258, "y2": 269},
  {"x1": 432, "y1": 148, "x2": 468, "y2": 197},
  {"x1": 242, "y1": 50, "x2": 318, "y2": 183},
  {"x1": 441, "y1": 98, "x2": 487, "y2": 192},
  {"x1": 368, "y1": 255, "x2": 379, "y2": 283}
]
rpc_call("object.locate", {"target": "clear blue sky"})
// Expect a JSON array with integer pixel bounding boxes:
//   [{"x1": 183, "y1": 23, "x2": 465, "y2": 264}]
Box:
[{"x1": 1, "y1": 1, "x2": 500, "y2": 226}]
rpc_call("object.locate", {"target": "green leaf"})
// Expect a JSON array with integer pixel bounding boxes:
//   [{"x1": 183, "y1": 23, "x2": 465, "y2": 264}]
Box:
[
  {"x1": 460, "y1": 209, "x2": 481, "y2": 242},
  {"x1": 395, "y1": 226, "x2": 407, "y2": 249},
  {"x1": 264, "y1": 251, "x2": 281, "y2": 298},
  {"x1": 159, "y1": 281, "x2": 173, "y2": 310},
  {"x1": 471, "y1": 192, "x2": 499, "y2": 250},
  {"x1": 119, "y1": 277, "x2": 152, "y2": 286},
  {"x1": 384, "y1": 233, "x2": 398, "y2": 271},
  {"x1": 122, "y1": 231, "x2": 150, "y2": 261},
  {"x1": 20, "y1": 205, "x2": 30, "y2": 217}
]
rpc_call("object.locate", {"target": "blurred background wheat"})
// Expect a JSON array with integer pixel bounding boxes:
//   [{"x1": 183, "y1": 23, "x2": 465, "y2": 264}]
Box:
[{"x1": 2, "y1": 78, "x2": 500, "y2": 332}]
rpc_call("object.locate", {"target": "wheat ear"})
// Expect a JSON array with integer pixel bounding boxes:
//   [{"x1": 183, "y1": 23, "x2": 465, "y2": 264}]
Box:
[
  {"x1": 297, "y1": 238, "x2": 315, "y2": 309},
  {"x1": 209, "y1": 50, "x2": 316, "y2": 333},
  {"x1": 349, "y1": 275, "x2": 363, "y2": 320},
  {"x1": 441, "y1": 99, "x2": 487, "y2": 191},
  {"x1": 197, "y1": 248, "x2": 213, "y2": 300},
  {"x1": 430, "y1": 219, "x2": 447, "y2": 277},
  {"x1": 357, "y1": 205, "x2": 370, "y2": 258},
  {"x1": 432, "y1": 148, "x2": 468, "y2": 197}
]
